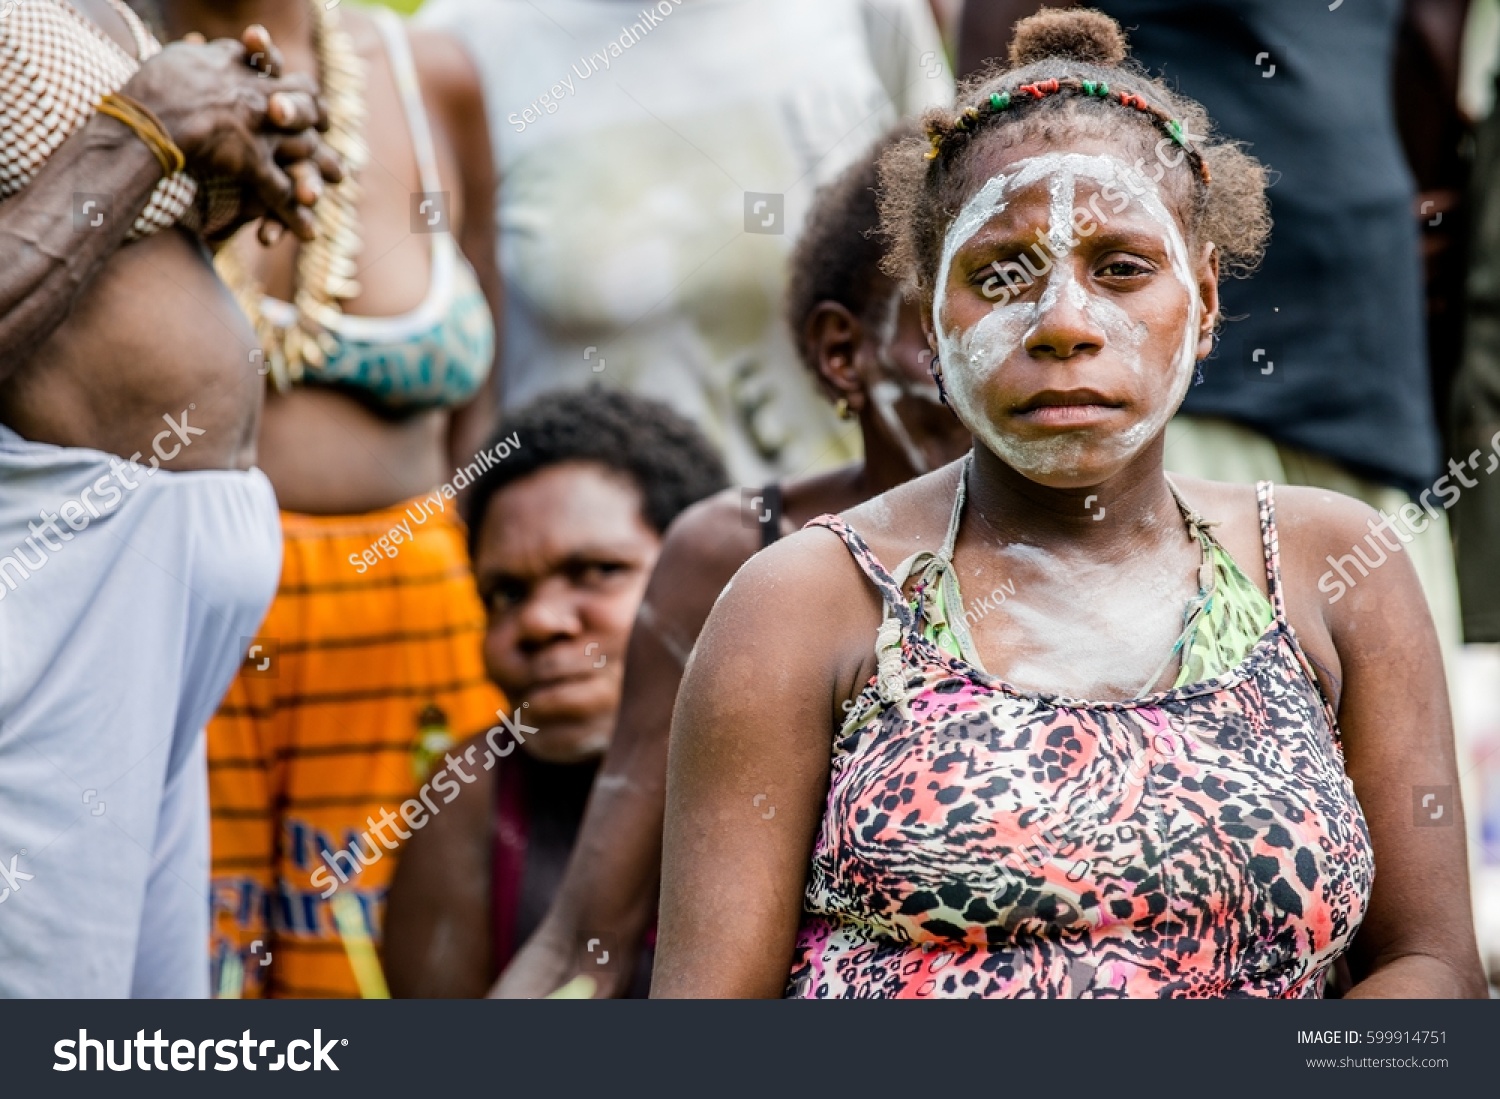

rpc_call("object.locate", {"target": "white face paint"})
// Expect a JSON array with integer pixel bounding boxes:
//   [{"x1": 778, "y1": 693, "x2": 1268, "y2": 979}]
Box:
[
  {"x1": 867, "y1": 290, "x2": 961, "y2": 476},
  {"x1": 868, "y1": 379, "x2": 941, "y2": 474},
  {"x1": 1047, "y1": 169, "x2": 1077, "y2": 256},
  {"x1": 990, "y1": 541, "x2": 1198, "y2": 698},
  {"x1": 932, "y1": 153, "x2": 1201, "y2": 480}
]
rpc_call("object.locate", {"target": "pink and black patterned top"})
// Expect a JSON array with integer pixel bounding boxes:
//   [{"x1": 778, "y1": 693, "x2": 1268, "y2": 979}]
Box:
[{"x1": 787, "y1": 481, "x2": 1374, "y2": 998}]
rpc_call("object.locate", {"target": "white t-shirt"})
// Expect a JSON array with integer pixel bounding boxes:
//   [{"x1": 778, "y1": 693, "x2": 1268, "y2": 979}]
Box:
[
  {"x1": 419, "y1": 0, "x2": 953, "y2": 482},
  {"x1": 0, "y1": 428, "x2": 280, "y2": 997}
]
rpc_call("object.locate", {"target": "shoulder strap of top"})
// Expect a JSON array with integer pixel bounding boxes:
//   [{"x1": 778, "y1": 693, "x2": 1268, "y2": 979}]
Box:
[
  {"x1": 104, "y1": 0, "x2": 155, "y2": 61},
  {"x1": 369, "y1": 6, "x2": 456, "y2": 303},
  {"x1": 370, "y1": 7, "x2": 444, "y2": 198},
  {"x1": 807, "y1": 514, "x2": 918, "y2": 715},
  {"x1": 805, "y1": 515, "x2": 915, "y2": 631},
  {"x1": 937, "y1": 453, "x2": 970, "y2": 560},
  {"x1": 1256, "y1": 480, "x2": 1288, "y2": 623},
  {"x1": 50, "y1": 0, "x2": 143, "y2": 64}
]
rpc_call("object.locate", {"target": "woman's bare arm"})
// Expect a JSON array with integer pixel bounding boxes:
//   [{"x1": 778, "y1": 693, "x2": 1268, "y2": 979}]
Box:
[
  {"x1": 382, "y1": 736, "x2": 497, "y2": 998},
  {"x1": 411, "y1": 29, "x2": 504, "y2": 469},
  {"x1": 1286, "y1": 489, "x2": 1487, "y2": 997},
  {"x1": 653, "y1": 528, "x2": 879, "y2": 997},
  {"x1": 492, "y1": 495, "x2": 762, "y2": 998}
]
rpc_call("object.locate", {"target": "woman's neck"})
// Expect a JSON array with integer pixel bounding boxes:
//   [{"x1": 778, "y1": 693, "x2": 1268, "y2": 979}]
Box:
[
  {"x1": 963, "y1": 440, "x2": 1187, "y2": 554},
  {"x1": 159, "y1": 0, "x2": 312, "y2": 52},
  {"x1": 781, "y1": 425, "x2": 923, "y2": 529},
  {"x1": 854, "y1": 418, "x2": 922, "y2": 500}
]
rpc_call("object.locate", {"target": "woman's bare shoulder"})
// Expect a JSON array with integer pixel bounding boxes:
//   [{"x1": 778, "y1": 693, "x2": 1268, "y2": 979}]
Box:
[
  {"x1": 1169, "y1": 475, "x2": 1386, "y2": 581},
  {"x1": 634, "y1": 490, "x2": 783, "y2": 649},
  {"x1": 1164, "y1": 474, "x2": 1419, "y2": 631},
  {"x1": 1178, "y1": 476, "x2": 1429, "y2": 649},
  {"x1": 678, "y1": 515, "x2": 885, "y2": 688},
  {"x1": 838, "y1": 459, "x2": 968, "y2": 568},
  {"x1": 683, "y1": 461, "x2": 962, "y2": 676},
  {"x1": 1268, "y1": 483, "x2": 1432, "y2": 619},
  {"x1": 713, "y1": 520, "x2": 878, "y2": 614},
  {"x1": 659, "y1": 489, "x2": 767, "y2": 575},
  {"x1": 405, "y1": 25, "x2": 487, "y2": 114}
]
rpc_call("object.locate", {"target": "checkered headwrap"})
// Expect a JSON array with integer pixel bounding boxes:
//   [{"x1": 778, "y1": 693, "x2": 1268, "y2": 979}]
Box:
[{"x1": 0, "y1": 0, "x2": 228, "y2": 238}]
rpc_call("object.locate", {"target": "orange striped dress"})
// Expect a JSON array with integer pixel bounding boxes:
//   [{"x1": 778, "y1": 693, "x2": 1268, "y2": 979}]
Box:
[{"x1": 208, "y1": 497, "x2": 503, "y2": 998}]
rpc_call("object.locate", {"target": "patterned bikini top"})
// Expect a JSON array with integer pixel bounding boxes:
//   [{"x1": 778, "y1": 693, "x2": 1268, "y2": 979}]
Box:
[
  {"x1": 788, "y1": 477, "x2": 1374, "y2": 998},
  {"x1": 0, "y1": 0, "x2": 229, "y2": 238},
  {"x1": 252, "y1": 9, "x2": 493, "y2": 410}
]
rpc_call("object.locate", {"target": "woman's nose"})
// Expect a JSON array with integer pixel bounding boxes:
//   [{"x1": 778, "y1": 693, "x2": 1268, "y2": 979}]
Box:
[
  {"x1": 1024, "y1": 264, "x2": 1105, "y2": 360},
  {"x1": 515, "y1": 580, "x2": 582, "y2": 651}
]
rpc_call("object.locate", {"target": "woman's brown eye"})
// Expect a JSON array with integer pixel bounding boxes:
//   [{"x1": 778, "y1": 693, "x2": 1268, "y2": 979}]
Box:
[
  {"x1": 490, "y1": 582, "x2": 527, "y2": 610},
  {"x1": 975, "y1": 259, "x2": 1025, "y2": 285},
  {"x1": 575, "y1": 561, "x2": 630, "y2": 587}
]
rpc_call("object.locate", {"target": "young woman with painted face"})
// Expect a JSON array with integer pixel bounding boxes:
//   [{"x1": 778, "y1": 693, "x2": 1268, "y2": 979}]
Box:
[
  {"x1": 479, "y1": 131, "x2": 973, "y2": 998},
  {"x1": 653, "y1": 10, "x2": 1486, "y2": 998}
]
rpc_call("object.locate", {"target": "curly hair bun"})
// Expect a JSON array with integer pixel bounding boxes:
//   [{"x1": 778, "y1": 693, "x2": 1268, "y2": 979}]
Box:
[{"x1": 1008, "y1": 8, "x2": 1128, "y2": 68}]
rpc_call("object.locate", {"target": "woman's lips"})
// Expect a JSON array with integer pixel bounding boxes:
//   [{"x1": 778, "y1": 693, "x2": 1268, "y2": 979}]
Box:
[
  {"x1": 1014, "y1": 402, "x2": 1124, "y2": 427},
  {"x1": 528, "y1": 671, "x2": 596, "y2": 694}
]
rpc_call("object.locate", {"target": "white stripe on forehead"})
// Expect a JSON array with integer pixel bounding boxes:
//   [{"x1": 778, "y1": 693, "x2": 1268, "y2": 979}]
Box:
[{"x1": 1049, "y1": 170, "x2": 1075, "y2": 256}]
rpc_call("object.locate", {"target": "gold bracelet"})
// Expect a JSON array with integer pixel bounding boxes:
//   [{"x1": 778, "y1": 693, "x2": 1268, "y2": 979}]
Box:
[{"x1": 96, "y1": 92, "x2": 187, "y2": 179}]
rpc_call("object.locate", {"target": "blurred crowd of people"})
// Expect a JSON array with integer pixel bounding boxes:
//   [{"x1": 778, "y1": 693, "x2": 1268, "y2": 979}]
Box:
[{"x1": 1, "y1": 0, "x2": 1498, "y2": 997}]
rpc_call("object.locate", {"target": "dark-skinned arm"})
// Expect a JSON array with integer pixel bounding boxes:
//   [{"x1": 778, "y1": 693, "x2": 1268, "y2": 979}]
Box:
[
  {"x1": 383, "y1": 735, "x2": 497, "y2": 998},
  {"x1": 957, "y1": 0, "x2": 1071, "y2": 77},
  {"x1": 1285, "y1": 490, "x2": 1487, "y2": 997},
  {"x1": 653, "y1": 528, "x2": 879, "y2": 997},
  {"x1": 492, "y1": 494, "x2": 761, "y2": 998},
  {"x1": 410, "y1": 29, "x2": 505, "y2": 470},
  {"x1": 0, "y1": 115, "x2": 162, "y2": 386}
]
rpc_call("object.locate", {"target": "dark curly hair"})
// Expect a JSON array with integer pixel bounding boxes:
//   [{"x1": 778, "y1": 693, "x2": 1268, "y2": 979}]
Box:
[
  {"x1": 464, "y1": 386, "x2": 729, "y2": 556},
  {"x1": 879, "y1": 7, "x2": 1270, "y2": 298},
  {"x1": 784, "y1": 124, "x2": 912, "y2": 375}
]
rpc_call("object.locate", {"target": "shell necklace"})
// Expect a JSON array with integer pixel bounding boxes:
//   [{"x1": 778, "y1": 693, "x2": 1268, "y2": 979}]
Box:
[{"x1": 215, "y1": 0, "x2": 369, "y2": 392}]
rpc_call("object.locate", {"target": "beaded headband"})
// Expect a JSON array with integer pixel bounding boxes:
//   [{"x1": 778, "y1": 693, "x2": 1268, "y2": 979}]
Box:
[{"x1": 925, "y1": 77, "x2": 1212, "y2": 187}]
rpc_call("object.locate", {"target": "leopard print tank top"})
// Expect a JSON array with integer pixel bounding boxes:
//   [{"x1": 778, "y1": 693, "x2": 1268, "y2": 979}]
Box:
[{"x1": 787, "y1": 480, "x2": 1374, "y2": 998}]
